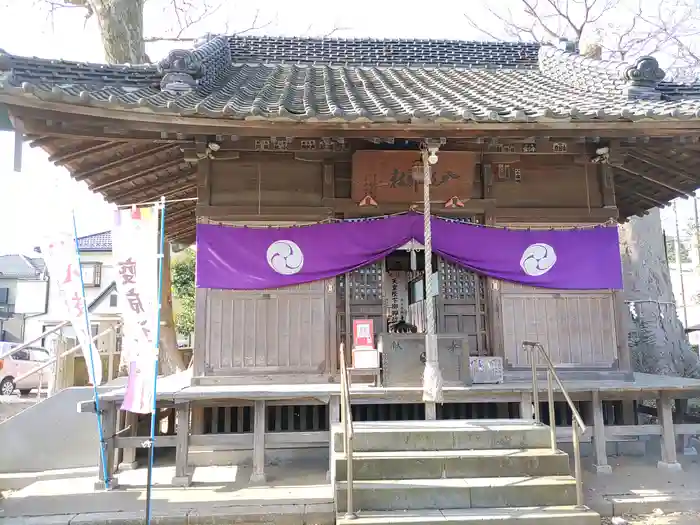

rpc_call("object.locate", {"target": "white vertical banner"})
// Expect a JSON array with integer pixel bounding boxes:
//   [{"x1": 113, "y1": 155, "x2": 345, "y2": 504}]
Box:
[
  {"x1": 112, "y1": 205, "x2": 160, "y2": 414},
  {"x1": 40, "y1": 232, "x2": 102, "y2": 386}
]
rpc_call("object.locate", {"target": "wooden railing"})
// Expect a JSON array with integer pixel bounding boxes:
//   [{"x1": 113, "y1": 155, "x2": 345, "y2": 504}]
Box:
[
  {"x1": 338, "y1": 343, "x2": 356, "y2": 520},
  {"x1": 522, "y1": 340, "x2": 586, "y2": 509}
]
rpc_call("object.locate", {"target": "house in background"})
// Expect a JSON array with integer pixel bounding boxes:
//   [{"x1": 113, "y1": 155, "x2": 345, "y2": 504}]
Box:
[
  {"x1": 0, "y1": 254, "x2": 48, "y2": 342},
  {"x1": 23, "y1": 231, "x2": 123, "y2": 385}
]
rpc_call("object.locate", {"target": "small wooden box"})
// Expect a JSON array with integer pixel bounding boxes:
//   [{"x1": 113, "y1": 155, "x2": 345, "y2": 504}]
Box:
[{"x1": 352, "y1": 348, "x2": 380, "y2": 369}]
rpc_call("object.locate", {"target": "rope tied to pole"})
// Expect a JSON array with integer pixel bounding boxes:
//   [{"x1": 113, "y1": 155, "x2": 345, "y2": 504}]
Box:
[{"x1": 421, "y1": 148, "x2": 444, "y2": 404}]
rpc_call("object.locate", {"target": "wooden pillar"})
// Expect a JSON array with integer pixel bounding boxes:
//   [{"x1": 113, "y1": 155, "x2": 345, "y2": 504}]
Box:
[
  {"x1": 674, "y1": 399, "x2": 697, "y2": 457},
  {"x1": 520, "y1": 392, "x2": 534, "y2": 420},
  {"x1": 191, "y1": 405, "x2": 205, "y2": 435},
  {"x1": 118, "y1": 411, "x2": 138, "y2": 471},
  {"x1": 95, "y1": 400, "x2": 118, "y2": 490},
  {"x1": 657, "y1": 392, "x2": 682, "y2": 471},
  {"x1": 249, "y1": 400, "x2": 267, "y2": 484},
  {"x1": 612, "y1": 290, "x2": 632, "y2": 375},
  {"x1": 591, "y1": 391, "x2": 611, "y2": 474},
  {"x1": 327, "y1": 395, "x2": 341, "y2": 482},
  {"x1": 172, "y1": 402, "x2": 192, "y2": 486}
]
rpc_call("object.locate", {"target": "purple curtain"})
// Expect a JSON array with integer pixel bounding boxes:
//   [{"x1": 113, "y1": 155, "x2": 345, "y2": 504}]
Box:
[
  {"x1": 196, "y1": 213, "x2": 622, "y2": 291},
  {"x1": 431, "y1": 217, "x2": 623, "y2": 290},
  {"x1": 196, "y1": 215, "x2": 422, "y2": 290}
]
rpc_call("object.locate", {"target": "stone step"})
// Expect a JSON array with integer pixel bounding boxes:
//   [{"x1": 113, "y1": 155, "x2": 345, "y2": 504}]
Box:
[
  {"x1": 335, "y1": 476, "x2": 577, "y2": 512},
  {"x1": 335, "y1": 448, "x2": 570, "y2": 480},
  {"x1": 336, "y1": 506, "x2": 600, "y2": 525},
  {"x1": 333, "y1": 419, "x2": 551, "y2": 453}
]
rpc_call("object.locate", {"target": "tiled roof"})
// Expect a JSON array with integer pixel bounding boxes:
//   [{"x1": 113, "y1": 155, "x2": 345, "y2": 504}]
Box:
[
  {"x1": 77, "y1": 231, "x2": 112, "y2": 252},
  {"x1": 0, "y1": 255, "x2": 43, "y2": 278},
  {"x1": 1, "y1": 36, "x2": 700, "y2": 122},
  {"x1": 26, "y1": 257, "x2": 46, "y2": 274}
]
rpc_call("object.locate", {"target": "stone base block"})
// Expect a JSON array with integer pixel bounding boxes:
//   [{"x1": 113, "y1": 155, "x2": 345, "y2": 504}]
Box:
[
  {"x1": 249, "y1": 471, "x2": 267, "y2": 484},
  {"x1": 171, "y1": 474, "x2": 192, "y2": 487},
  {"x1": 657, "y1": 461, "x2": 683, "y2": 472},
  {"x1": 594, "y1": 464, "x2": 613, "y2": 475},
  {"x1": 118, "y1": 461, "x2": 138, "y2": 472}
]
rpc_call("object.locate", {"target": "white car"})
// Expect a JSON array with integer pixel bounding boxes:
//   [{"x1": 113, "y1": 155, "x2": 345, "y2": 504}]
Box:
[{"x1": 0, "y1": 344, "x2": 51, "y2": 396}]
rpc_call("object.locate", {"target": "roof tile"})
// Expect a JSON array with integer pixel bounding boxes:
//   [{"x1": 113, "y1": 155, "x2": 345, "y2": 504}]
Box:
[
  {"x1": 77, "y1": 231, "x2": 112, "y2": 251},
  {"x1": 2, "y1": 36, "x2": 700, "y2": 122}
]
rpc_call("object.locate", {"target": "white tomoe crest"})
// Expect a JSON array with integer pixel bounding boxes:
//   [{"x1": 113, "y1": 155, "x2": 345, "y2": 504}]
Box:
[
  {"x1": 520, "y1": 243, "x2": 558, "y2": 277},
  {"x1": 266, "y1": 240, "x2": 304, "y2": 275}
]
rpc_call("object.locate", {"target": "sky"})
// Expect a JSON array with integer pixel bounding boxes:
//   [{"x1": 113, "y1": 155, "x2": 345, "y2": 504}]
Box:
[{"x1": 0, "y1": 0, "x2": 694, "y2": 254}]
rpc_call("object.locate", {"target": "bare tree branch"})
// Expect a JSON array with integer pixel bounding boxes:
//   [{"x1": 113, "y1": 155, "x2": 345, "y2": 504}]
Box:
[{"x1": 464, "y1": 0, "x2": 700, "y2": 71}]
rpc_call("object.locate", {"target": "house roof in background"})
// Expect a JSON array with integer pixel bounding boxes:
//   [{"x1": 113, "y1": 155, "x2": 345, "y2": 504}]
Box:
[
  {"x1": 77, "y1": 231, "x2": 112, "y2": 252},
  {"x1": 0, "y1": 254, "x2": 44, "y2": 278}
]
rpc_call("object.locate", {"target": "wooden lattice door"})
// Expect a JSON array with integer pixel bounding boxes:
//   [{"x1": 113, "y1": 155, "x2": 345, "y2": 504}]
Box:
[
  {"x1": 436, "y1": 258, "x2": 489, "y2": 356},
  {"x1": 337, "y1": 262, "x2": 384, "y2": 365}
]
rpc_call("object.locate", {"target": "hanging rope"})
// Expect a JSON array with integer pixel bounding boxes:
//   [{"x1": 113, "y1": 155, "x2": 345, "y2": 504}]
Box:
[{"x1": 421, "y1": 149, "x2": 444, "y2": 405}]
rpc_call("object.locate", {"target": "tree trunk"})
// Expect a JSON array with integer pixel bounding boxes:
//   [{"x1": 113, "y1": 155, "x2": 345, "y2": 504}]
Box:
[
  {"x1": 88, "y1": 0, "x2": 147, "y2": 64},
  {"x1": 84, "y1": 0, "x2": 184, "y2": 373},
  {"x1": 620, "y1": 209, "x2": 700, "y2": 377},
  {"x1": 160, "y1": 244, "x2": 186, "y2": 373}
]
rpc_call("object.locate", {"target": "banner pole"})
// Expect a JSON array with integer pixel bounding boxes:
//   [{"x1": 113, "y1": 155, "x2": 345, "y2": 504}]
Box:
[
  {"x1": 71, "y1": 211, "x2": 110, "y2": 489},
  {"x1": 146, "y1": 196, "x2": 167, "y2": 525}
]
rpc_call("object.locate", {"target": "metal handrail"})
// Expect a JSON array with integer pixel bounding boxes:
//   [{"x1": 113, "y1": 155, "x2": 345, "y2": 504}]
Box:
[
  {"x1": 522, "y1": 341, "x2": 587, "y2": 509},
  {"x1": 0, "y1": 321, "x2": 70, "y2": 360},
  {"x1": 338, "y1": 343, "x2": 356, "y2": 520},
  {"x1": 13, "y1": 324, "x2": 120, "y2": 386}
]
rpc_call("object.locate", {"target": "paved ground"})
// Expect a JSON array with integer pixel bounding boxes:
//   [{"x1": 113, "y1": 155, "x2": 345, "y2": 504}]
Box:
[
  {"x1": 588, "y1": 451, "x2": 700, "y2": 524},
  {"x1": 0, "y1": 460, "x2": 334, "y2": 525},
  {"x1": 0, "y1": 393, "x2": 39, "y2": 423},
  {"x1": 2, "y1": 453, "x2": 700, "y2": 524}
]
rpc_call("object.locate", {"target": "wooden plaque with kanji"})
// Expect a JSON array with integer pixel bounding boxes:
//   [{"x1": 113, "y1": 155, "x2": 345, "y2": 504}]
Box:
[{"x1": 351, "y1": 150, "x2": 477, "y2": 204}]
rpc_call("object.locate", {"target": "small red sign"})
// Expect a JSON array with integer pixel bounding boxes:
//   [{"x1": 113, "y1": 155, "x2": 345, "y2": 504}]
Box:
[{"x1": 353, "y1": 319, "x2": 375, "y2": 349}]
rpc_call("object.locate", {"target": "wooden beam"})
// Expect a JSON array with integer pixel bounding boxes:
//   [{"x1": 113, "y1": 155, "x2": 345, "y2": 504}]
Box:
[
  {"x1": 196, "y1": 199, "x2": 496, "y2": 221},
  {"x1": 612, "y1": 164, "x2": 693, "y2": 198},
  {"x1": 495, "y1": 207, "x2": 618, "y2": 222},
  {"x1": 8, "y1": 100, "x2": 700, "y2": 139},
  {"x1": 196, "y1": 204, "x2": 332, "y2": 221},
  {"x1": 196, "y1": 157, "x2": 212, "y2": 207},
  {"x1": 167, "y1": 215, "x2": 196, "y2": 233},
  {"x1": 630, "y1": 191, "x2": 667, "y2": 208},
  {"x1": 629, "y1": 149, "x2": 700, "y2": 185},
  {"x1": 73, "y1": 143, "x2": 178, "y2": 181},
  {"x1": 322, "y1": 161, "x2": 335, "y2": 202},
  {"x1": 117, "y1": 185, "x2": 196, "y2": 207},
  {"x1": 48, "y1": 140, "x2": 126, "y2": 166},
  {"x1": 18, "y1": 116, "x2": 190, "y2": 143},
  {"x1": 170, "y1": 226, "x2": 196, "y2": 243},
  {"x1": 107, "y1": 170, "x2": 196, "y2": 202},
  {"x1": 92, "y1": 157, "x2": 189, "y2": 193},
  {"x1": 332, "y1": 198, "x2": 495, "y2": 216},
  {"x1": 166, "y1": 203, "x2": 198, "y2": 221}
]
